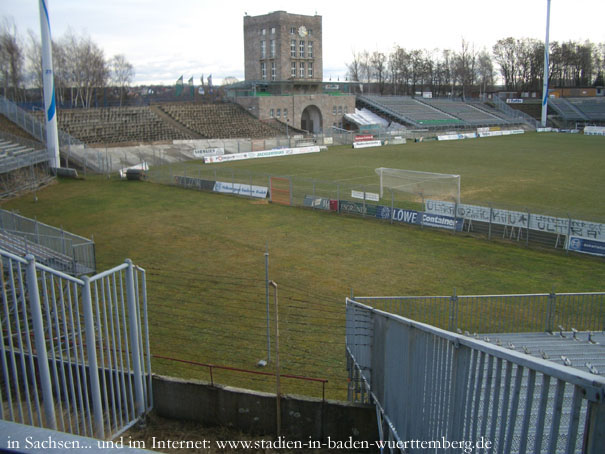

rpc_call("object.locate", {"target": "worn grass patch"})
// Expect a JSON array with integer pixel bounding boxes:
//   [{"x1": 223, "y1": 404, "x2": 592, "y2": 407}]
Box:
[{"x1": 3, "y1": 133, "x2": 605, "y2": 400}]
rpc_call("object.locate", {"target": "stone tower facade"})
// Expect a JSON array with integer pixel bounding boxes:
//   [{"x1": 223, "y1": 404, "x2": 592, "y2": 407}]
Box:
[{"x1": 243, "y1": 11, "x2": 323, "y2": 83}]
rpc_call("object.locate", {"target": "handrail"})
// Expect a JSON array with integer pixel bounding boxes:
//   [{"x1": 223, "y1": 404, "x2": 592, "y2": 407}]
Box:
[{"x1": 153, "y1": 354, "x2": 328, "y2": 401}]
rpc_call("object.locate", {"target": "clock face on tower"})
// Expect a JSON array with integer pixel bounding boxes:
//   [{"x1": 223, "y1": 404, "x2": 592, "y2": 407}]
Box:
[{"x1": 298, "y1": 25, "x2": 308, "y2": 37}]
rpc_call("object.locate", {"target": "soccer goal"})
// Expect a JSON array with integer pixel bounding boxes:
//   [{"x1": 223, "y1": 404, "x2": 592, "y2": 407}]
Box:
[{"x1": 375, "y1": 168, "x2": 460, "y2": 203}]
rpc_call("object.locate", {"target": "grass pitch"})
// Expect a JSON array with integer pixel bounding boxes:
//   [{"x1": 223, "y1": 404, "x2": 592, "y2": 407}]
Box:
[{"x1": 3, "y1": 133, "x2": 604, "y2": 399}]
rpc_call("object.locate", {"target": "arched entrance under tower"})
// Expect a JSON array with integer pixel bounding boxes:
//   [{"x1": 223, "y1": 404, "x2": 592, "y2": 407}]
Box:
[{"x1": 300, "y1": 105, "x2": 323, "y2": 134}]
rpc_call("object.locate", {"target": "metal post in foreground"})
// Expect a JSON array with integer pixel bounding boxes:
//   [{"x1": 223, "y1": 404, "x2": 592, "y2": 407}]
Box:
[
  {"x1": 269, "y1": 280, "x2": 280, "y2": 437},
  {"x1": 125, "y1": 259, "x2": 145, "y2": 418},
  {"x1": 80, "y1": 275, "x2": 104, "y2": 438},
  {"x1": 265, "y1": 247, "x2": 271, "y2": 362},
  {"x1": 25, "y1": 255, "x2": 57, "y2": 431}
]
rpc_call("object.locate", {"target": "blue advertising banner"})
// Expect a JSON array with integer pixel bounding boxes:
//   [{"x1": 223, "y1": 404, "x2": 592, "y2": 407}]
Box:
[
  {"x1": 421, "y1": 213, "x2": 463, "y2": 231},
  {"x1": 568, "y1": 237, "x2": 605, "y2": 257},
  {"x1": 375, "y1": 205, "x2": 391, "y2": 220},
  {"x1": 391, "y1": 208, "x2": 420, "y2": 225}
]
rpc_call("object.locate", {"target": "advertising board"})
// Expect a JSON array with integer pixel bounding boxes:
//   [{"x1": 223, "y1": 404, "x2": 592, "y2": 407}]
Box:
[
  {"x1": 213, "y1": 181, "x2": 268, "y2": 198},
  {"x1": 204, "y1": 146, "x2": 320, "y2": 163},
  {"x1": 568, "y1": 237, "x2": 605, "y2": 256}
]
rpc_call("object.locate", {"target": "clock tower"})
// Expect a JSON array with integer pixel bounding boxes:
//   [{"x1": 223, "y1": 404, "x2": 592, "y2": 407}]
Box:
[
  {"x1": 243, "y1": 11, "x2": 323, "y2": 82},
  {"x1": 234, "y1": 11, "x2": 355, "y2": 134}
]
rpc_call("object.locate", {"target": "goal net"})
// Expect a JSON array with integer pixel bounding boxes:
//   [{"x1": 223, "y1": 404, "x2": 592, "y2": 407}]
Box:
[{"x1": 375, "y1": 168, "x2": 460, "y2": 203}]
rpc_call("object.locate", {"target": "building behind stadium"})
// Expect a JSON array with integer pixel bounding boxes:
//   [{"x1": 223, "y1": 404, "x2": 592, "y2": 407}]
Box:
[{"x1": 226, "y1": 10, "x2": 356, "y2": 134}]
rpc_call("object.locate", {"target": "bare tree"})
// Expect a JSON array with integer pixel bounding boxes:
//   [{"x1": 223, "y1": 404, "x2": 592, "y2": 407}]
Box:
[
  {"x1": 370, "y1": 51, "x2": 387, "y2": 95},
  {"x1": 454, "y1": 39, "x2": 477, "y2": 99},
  {"x1": 0, "y1": 18, "x2": 25, "y2": 101},
  {"x1": 476, "y1": 49, "x2": 495, "y2": 96},
  {"x1": 111, "y1": 54, "x2": 134, "y2": 106},
  {"x1": 493, "y1": 37, "x2": 518, "y2": 90},
  {"x1": 221, "y1": 76, "x2": 239, "y2": 86}
]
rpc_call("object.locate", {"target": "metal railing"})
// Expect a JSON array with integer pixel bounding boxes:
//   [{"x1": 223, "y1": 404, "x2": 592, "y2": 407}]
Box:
[
  {"x1": 0, "y1": 95, "x2": 84, "y2": 150},
  {"x1": 346, "y1": 299, "x2": 605, "y2": 453},
  {"x1": 0, "y1": 209, "x2": 95, "y2": 275},
  {"x1": 0, "y1": 248, "x2": 151, "y2": 440},
  {"x1": 492, "y1": 96, "x2": 539, "y2": 128},
  {"x1": 150, "y1": 165, "x2": 604, "y2": 255},
  {"x1": 352, "y1": 292, "x2": 605, "y2": 334}
]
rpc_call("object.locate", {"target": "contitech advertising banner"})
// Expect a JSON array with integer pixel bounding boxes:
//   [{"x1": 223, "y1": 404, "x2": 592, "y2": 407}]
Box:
[
  {"x1": 213, "y1": 181, "x2": 268, "y2": 198},
  {"x1": 204, "y1": 146, "x2": 320, "y2": 163},
  {"x1": 426, "y1": 199, "x2": 605, "y2": 241},
  {"x1": 352, "y1": 140, "x2": 383, "y2": 149},
  {"x1": 437, "y1": 133, "x2": 477, "y2": 141},
  {"x1": 478, "y1": 130, "x2": 524, "y2": 138},
  {"x1": 568, "y1": 237, "x2": 605, "y2": 256}
]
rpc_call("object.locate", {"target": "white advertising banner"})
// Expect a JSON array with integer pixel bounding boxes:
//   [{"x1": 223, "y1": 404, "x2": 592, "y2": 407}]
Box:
[
  {"x1": 352, "y1": 190, "x2": 380, "y2": 202},
  {"x1": 425, "y1": 199, "x2": 605, "y2": 241},
  {"x1": 204, "y1": 146, "x2": 320, "y2": 163},
  {"x1": 213, "y1": 181, "x2": 268, "y2": 198},
  {"x1": 584, "y1": 126, "x2": 605, "y2": 136},
  {"x1": 437, "y1": 133, "x2": 477, "y2": 141},
  {"x1": 194, "y1": 147, "x2": 224, "y2": 158},
  {"x1": 353, "y1": 140, "x2": 383, "y2": 149}
]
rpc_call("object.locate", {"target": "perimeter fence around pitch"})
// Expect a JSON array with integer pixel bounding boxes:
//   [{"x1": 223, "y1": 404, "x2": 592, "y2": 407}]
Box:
[
  {"x1": 345, "y1": 298, "x2": 605, "y2": 454},
  {"x1": 147, "y1": 164, "x2": 603, "y2": 254}
]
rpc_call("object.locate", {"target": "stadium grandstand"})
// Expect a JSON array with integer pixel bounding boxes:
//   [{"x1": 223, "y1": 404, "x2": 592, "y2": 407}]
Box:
[
  {"x1": 0, "y1": 114, "x2": 51, "y2": 199},
  {"x1": 357, "y1": 95, "x2": 521, "y2": 129},
  {"x1": 29, "y1": 102, "x2": 291, "y2": 146},
  {"x1": 548, "y1": 97, "x2": 605, "y2": 123}
]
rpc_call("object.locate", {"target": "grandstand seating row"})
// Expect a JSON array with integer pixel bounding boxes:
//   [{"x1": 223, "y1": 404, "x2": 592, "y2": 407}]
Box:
[
  {"x1": 0, "y1": 139, "x2": 36, "y2": 158},
  {"x1": 28, "y1": 103, "x2": 286, "y2": 145},
  {"x1": 33, "y1": 107, "x2": 194, "y2": 144},
  {"x1": 359, "y1": 96, "x2": 512, "y2": 128},
  {"x1": 549, "y1": 97, "x2": 605, "y2": 122},
  {"x1": 157, "y1": 103, "x2": 283, "y2": 139}
]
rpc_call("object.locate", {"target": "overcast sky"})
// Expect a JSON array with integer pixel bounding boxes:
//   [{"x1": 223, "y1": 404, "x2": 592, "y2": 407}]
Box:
[{"x1": 3, "y1": 0, "x2": 605, "y2": 85}]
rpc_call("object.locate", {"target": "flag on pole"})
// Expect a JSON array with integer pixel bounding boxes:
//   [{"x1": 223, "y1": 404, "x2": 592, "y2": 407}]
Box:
[
  {"x1": 175, "y1": 75, "x2": 184, "y2": 96},
  {"x1": 188, "y1": 76, "x2": 194, "y2": 97},
  {"x1": 208, "y1": 74, "x2": 213, "y2": 93}
]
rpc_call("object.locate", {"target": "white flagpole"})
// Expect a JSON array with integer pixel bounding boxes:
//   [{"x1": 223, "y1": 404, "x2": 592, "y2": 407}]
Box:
[
  {"x1": 39, "y1": 0, "x2": 60, "y2": 168},
  {"x1": 541, "y1": 0, "x2": 551, "y2": 127}
]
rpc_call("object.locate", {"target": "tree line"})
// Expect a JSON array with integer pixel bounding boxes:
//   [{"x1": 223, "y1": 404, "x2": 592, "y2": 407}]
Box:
[
  {"x1": 347, "y1": 38, "x2": 605, "y2": 97},
  {"x1": 0, "y1": 17, "x2": 134, "y2": 107}
]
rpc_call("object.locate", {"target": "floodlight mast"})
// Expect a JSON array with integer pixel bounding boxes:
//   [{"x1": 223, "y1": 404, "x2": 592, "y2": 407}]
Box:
[
  {"x1": 39, "y1": 0, "x2": 60, "y2": 169},
  {"x1": 541, "y1": 0, "x2": 551, "y2": 127}
]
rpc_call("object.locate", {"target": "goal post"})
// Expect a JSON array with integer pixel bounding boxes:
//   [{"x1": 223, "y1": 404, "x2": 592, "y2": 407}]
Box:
[{"x1": 375, "y1": 168, "x2": 460, "y2": 204}]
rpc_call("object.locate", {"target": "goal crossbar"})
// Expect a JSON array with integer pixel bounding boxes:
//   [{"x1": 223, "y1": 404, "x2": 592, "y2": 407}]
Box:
[{"x1": 375, "y1": 167, "x2": 460, "y2": 203}]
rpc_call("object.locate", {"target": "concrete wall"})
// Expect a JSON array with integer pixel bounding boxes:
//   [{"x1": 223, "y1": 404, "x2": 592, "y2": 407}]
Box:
[
  {"x1": 236, "y1": 94, "x2": 356, "y2": 132},
  {"x1": 152, "y1": 375, "x2": 378, "y2": 443}
]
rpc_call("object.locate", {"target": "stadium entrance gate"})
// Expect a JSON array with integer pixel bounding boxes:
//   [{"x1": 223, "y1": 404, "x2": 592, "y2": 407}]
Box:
[
  {"x1": 301, "y1": 105, "x2": 323, "y2": 134},
  {"x1": 0, "y1": 248, "x2": 152, "y2": 440}
]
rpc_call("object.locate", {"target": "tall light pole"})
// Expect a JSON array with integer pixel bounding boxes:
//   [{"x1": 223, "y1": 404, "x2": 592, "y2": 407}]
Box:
[
  {"x1": 39, "y1": 0, "x2": 60, "y2": 168},
  {"x1": 541, "y1": 0, "x2": 551, "y2": 127}
]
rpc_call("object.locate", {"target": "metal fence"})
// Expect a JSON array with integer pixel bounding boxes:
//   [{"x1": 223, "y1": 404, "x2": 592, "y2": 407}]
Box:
[
  {"x1": 0, "y1": 248, "x2": 151, "y2": 440},
  {"x1": 0, "y1": 209, "x2": 96, "y2": 275},
  {"x1": 352, "y1": 292, "x2": 605, "y2": 334},
  {"x1": 345, "y1": 299, "x2": 605, "y2": 454},
  {"x1": 149, "y1": 164, "x2": 603, "y2": 256}
]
